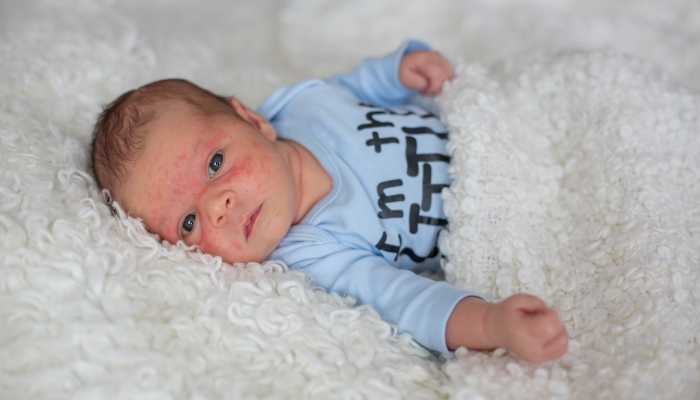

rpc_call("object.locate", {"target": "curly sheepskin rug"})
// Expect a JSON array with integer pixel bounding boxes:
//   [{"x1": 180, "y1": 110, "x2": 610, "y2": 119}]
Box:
[{"x1": 1, "y1": 0, "x2": 700, "y2": 399}]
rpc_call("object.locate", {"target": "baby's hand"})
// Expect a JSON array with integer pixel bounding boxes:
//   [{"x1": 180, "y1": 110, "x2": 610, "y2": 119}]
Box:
[
  {"x1": 399, "y1": 50, "x2": 453, "y2": 96},
  {"x1": 446, "y1": 294, "x2": 568, "y2": 363},
  {"x1": 485, "y1": 294, "x2": 569, "y2": 363}
]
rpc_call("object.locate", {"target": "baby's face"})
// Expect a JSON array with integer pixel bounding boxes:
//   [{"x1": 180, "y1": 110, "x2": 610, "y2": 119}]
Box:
[{"x1": 118, "y1": 99, "x2": 298, "y2": 264}]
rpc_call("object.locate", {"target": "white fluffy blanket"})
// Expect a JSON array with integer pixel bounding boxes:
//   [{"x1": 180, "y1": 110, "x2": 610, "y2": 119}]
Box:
[
  {"x1": 2, "y1": 1, "x2": 700, "y2": 399},
  {"x1": 438, "y1": 52, "x2": 700, "y2": 399}
]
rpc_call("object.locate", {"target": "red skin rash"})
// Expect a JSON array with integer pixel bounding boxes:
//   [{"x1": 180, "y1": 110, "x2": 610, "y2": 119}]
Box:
[
  {"x1": 201, "y1": 231, "x2": 242, "y2": 253},
  {"x1": 121, "y1": 101, "x2": 302, "y2": 264},
  {"x1": 196, "y1": 152, "x2": 257, "y2": 255}
]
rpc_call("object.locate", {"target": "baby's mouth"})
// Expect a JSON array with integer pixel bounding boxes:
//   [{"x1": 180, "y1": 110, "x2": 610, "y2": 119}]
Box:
[{"x1": 244, "y1": 204, "x2": 262, "y2": 240}]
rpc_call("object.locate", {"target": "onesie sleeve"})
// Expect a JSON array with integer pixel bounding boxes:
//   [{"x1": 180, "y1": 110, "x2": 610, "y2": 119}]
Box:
[
  {"x1": 272, "y1": 228, "x2": 483, "y2": 354},
  {"x1": 327, "y1": 39, "x2": 431, "y2": 108}
]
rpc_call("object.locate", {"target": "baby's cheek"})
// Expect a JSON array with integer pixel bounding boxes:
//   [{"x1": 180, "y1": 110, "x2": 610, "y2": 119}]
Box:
[
  {"x1": 199, "y1": 230, "x2": 243, "y2": 261},
  {"x1": 220, "y1": 153, "x2": 263, "y2": 191},
  {"x1": 234, "y1": 154, "x2": 254, "y2": 178},
  {"x1": 199, "y1": 229, "x2": 220, "y2": 252}
]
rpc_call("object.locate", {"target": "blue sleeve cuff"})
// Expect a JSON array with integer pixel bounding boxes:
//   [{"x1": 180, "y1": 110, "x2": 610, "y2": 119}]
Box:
[
  {"x1": 327, "y1": 39, "x2": 432, "y2": 107},
  {"x1": 425, "y1": 286, "x2": 484, "y2": 354},
  {"x1": 377, "y1": 39, "x2": 431, "y2": 104}
]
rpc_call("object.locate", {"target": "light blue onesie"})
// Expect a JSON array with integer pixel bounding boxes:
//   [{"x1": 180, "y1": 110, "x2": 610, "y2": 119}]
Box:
[{"x1": 257, "y1": 40, "x2": 481, "y2": 354}]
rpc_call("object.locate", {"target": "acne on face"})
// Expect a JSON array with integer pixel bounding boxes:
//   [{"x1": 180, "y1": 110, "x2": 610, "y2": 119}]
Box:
[
  {"x1": 118, "y1": 101, "x2": 301, "y2": 264},
  {"x1": 196, "y1": 152, "x2": 257, "y2": 255},
  {"x1": 200, "y1": 226, "x2": 243, "y2": 253},
  {"x1": 199, "y1": 224, "x2": 228, "y2": 253}
]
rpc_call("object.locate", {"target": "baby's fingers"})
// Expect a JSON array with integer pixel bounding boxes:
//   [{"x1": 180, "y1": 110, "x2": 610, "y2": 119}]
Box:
[
  {"x1": 419, "y1": 61, "x2": 452, "y2": 95},
  {"x1": 526, "y1": 311, "x2": 568, "y2": 362},
  {"x1": 516, "y1": 322, "x2": 568, "y2": 363},
  {"x1": 541, "y1": 324, "x2": 569, "y2": 360},
  {"x1": 399, "y1": 71, "x2": 430, "y2": 93},
  {"x1": 399, "y1": 50, "x2": 453, "y2": 95},
  {"x1": 529, "y1": 308, "x2": 564, "y2": 339}
]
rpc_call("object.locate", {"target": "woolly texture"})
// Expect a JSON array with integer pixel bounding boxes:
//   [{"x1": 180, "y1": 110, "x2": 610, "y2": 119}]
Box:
[
  {"x1": 1, "y1": 0, "x2": 700, "y2": 399},
  {"x1": 438, "y1": 52, "x2": 700, "y2": 399}
]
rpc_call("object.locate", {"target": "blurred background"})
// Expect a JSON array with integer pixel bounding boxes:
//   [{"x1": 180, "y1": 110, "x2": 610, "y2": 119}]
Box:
[{"x1": 3, "y1": 0, "x2": 697, "y2": 109}]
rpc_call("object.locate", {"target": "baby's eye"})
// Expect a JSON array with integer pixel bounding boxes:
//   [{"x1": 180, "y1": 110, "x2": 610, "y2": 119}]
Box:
[
  {"x1": 208, "y1": 152, "x2": 223, "y2": 178},
  {"x1": 181, "y1": 213, "x2": 196, "y2": 237}
]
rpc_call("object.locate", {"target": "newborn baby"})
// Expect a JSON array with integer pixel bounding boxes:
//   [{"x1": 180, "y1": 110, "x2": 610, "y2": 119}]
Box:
[{"x1": 92, "y1": 40, "x2": 568, "y2": 363}]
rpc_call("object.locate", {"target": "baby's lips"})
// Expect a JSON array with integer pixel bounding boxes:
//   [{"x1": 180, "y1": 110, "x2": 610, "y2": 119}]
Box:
[{"x1": 244, "y1": 204, "x2": 262, "y2": 239}]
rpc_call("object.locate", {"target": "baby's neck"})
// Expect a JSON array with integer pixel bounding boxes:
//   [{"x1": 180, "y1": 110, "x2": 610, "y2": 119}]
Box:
[{"x1": 275, "y1": 138, "x2": 332, "y2": 225}]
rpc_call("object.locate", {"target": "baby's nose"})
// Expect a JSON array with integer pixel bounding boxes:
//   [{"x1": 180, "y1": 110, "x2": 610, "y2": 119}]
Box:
[{"x1": 205, "y1": 190, "x2": 236, "y2": 226}]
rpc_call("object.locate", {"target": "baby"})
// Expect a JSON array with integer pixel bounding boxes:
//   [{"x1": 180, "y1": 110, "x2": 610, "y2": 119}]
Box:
[{"x1": 92, "y1": 40, "x2": 568, "y2": 363}]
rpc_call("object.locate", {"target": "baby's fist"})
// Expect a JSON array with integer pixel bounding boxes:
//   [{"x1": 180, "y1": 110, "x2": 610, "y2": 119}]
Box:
[
  {"x1": 399, "y1": 50, "x2": 453, "y2": 96},
  {"x1": 489, "y1": 294, "x2": 569, "y2": 363}
]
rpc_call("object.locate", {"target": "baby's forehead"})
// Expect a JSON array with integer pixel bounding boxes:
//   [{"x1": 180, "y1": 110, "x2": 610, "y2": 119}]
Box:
[
  {"x1": 153, "y1": 98, "x2": 232, "y2": 125},
  {"x1": 140, "y1": 103, "x2": 228, "y2": 159},
  {"x1": 133, "y1": 97, "x2": 239, "y2": 160},
  {"x1": 138, "y1": 101, "x2": 202, "y2": 138}
]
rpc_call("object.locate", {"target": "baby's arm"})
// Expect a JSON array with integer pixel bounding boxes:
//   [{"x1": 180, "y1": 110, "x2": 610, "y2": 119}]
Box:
[
  {"x1": 328, "y1": 40, "x2": 452, "y2": 108},
  {"x1": 446, "y1": 294, "x2": 569, "y2": 363}
]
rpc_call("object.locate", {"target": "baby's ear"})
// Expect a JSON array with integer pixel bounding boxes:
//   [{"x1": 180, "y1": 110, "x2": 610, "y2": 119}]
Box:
[{"x1": 228, "y1": 97, "x2": 277, "y2": 141}]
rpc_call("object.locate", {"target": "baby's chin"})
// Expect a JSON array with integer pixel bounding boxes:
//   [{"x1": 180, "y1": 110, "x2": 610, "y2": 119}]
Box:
[{"x1": 210, "y1": 243, "x2": 277, "y2": 265}]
